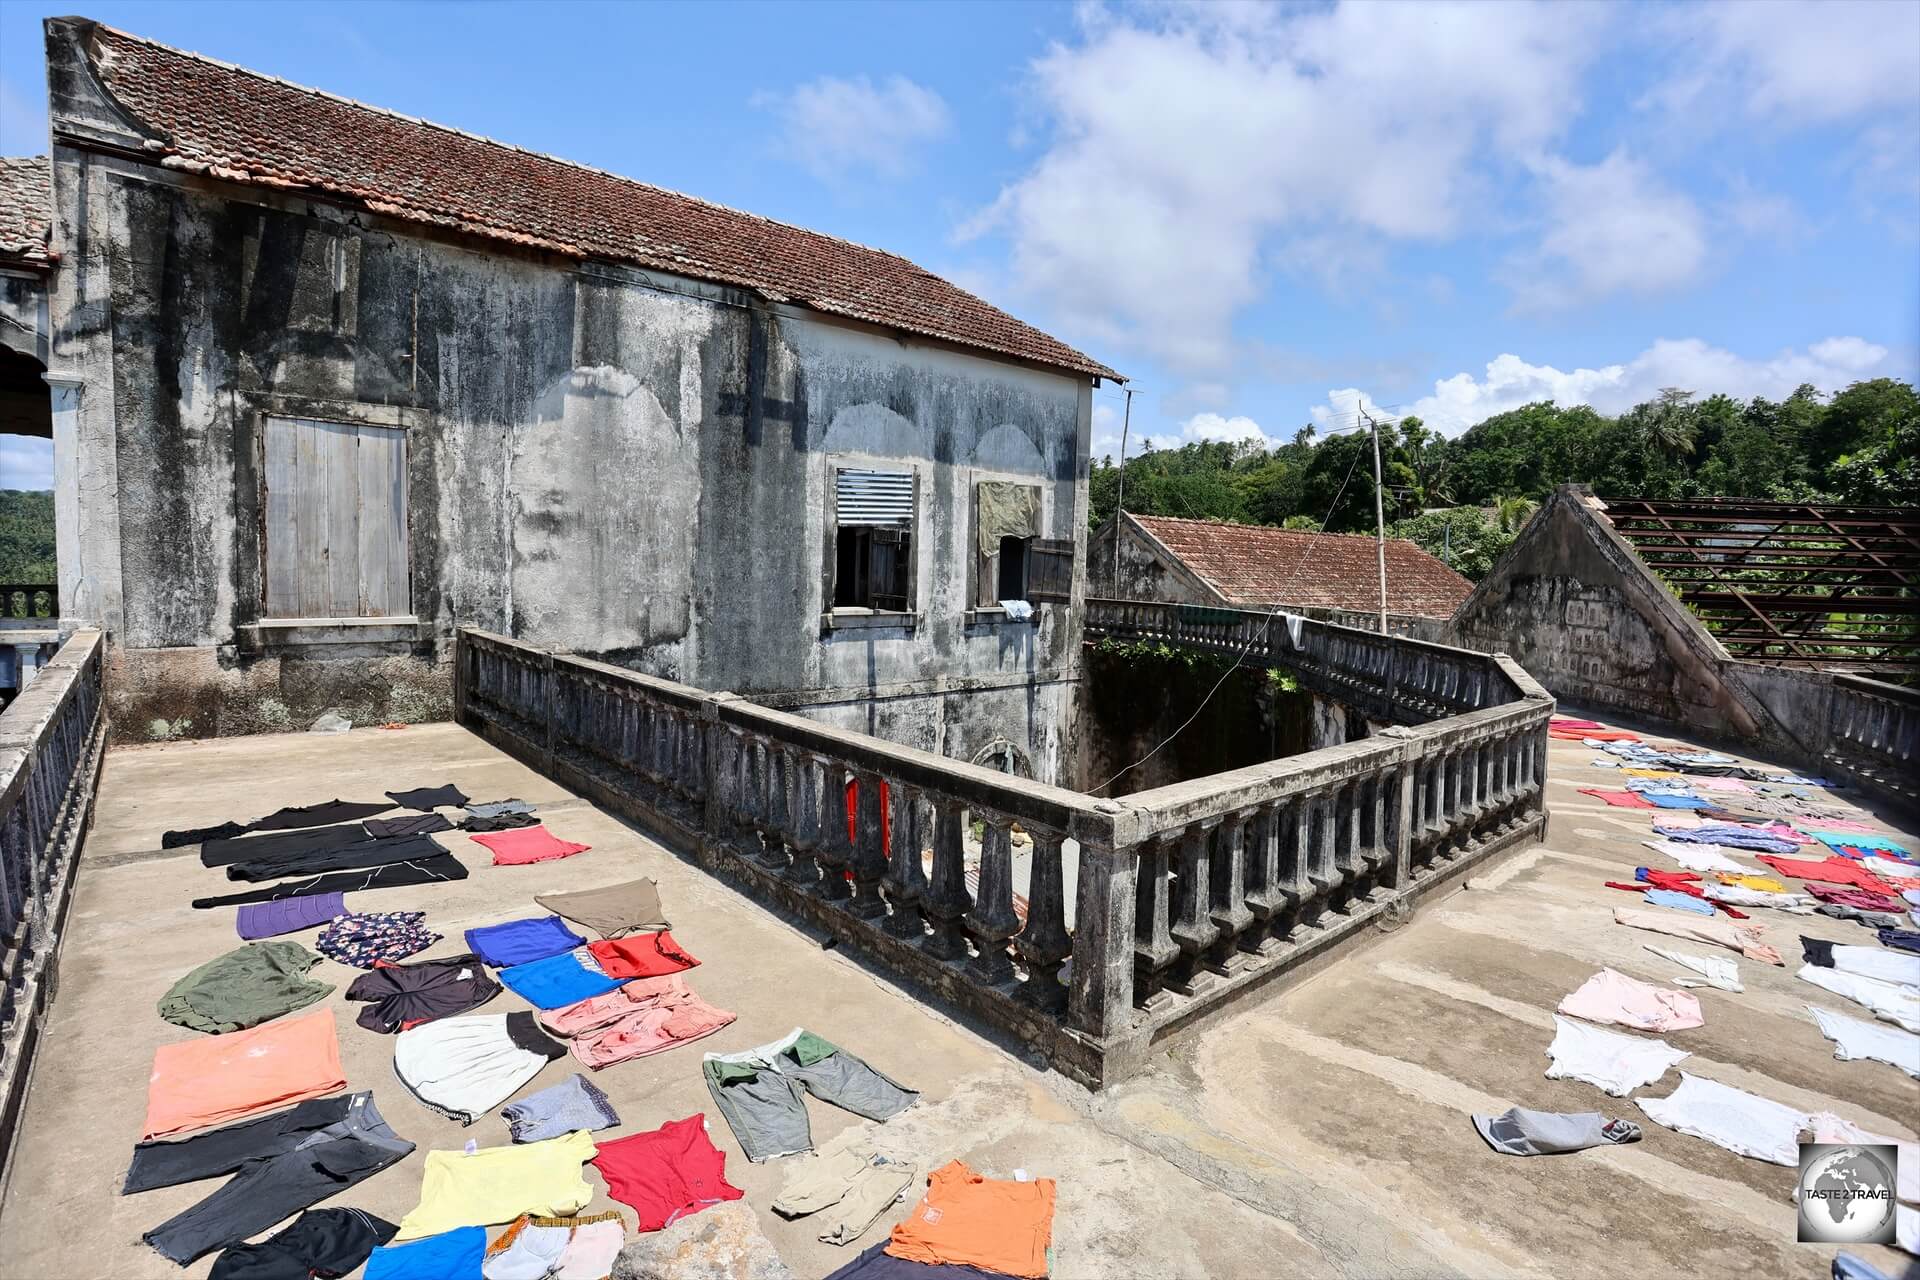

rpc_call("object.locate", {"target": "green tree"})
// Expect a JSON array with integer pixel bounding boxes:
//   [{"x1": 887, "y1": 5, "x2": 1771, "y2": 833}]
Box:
[{"x1": 1386, "y1": 508, "x2": 1515, "y2": 581}]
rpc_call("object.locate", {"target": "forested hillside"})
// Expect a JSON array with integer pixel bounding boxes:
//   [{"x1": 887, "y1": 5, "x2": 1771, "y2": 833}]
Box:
[
  {"x1": 0, "y1": 490, "x2": 56, "y2": 583},
  {"x1": 1090, "y1": 378, "x2": 1918, "y2": 579}
]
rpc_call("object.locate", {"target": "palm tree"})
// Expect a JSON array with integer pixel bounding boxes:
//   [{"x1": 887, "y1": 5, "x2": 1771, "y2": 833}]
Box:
[{"x1": 1493, "y1": 494, "x2": 1538, "y2": 533}]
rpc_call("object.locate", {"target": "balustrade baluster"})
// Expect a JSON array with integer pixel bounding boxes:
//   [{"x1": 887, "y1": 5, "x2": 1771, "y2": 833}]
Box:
[
  {"x1": 1132, "y1": 837, "x2": 1179, "y2": 1007},
  {"x1": 1014, "y1": 829, "x2": 1071, "y2": 1011},
  {"x1": 812, "y1": 761, "x2": 853, "y2": 902},
  {"x1": 848, "y1": 770, "x2": 889, "y2": 918},
  {"x1": 921, "y1": 798, "x2": 971, "y2": 961},
  {"x1": 881, "y1": 782, "x2": 926, "y2": 939},
  {"x1": 1168, "y1": 822, "x2": 1219, "y2": 989},
  {"x1": 783, "y1": 753, "x2": 825, "y2": 890},
  {"x1": 1304, "y1": 789, "x2": 1336, "y2": 923},
  {"x1": 965, "y1": 814, "x2": 1019, "y2": 983},
  {"x1": 1207, "y1": 808, "x2": 1255, "y2": 967},
  {"x1": 755, "y1": 745, "x2": 792, "y2": 871}
]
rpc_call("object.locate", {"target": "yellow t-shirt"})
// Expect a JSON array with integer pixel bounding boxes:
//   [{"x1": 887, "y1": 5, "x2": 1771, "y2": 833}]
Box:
[{"x1": 395, "y1": 1130, "x2": 597, "y2": 1240}]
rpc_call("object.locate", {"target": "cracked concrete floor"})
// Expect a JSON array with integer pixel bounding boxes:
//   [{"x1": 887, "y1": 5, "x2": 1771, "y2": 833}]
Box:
[{"x1": 1, "y1": 718, "x2": 1914, "y2": 1279}]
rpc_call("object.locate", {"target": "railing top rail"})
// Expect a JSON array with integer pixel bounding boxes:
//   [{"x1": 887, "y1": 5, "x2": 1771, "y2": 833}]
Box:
[
  {"x1": 1833, "y1": 672, "x2": 1920, "y2": 708},
  {"x1": 1118, "y1": 732, "x2": 1406, "y2": 832},
  {"x1": 0, "y1": 628, "x2": 104, "y2": 810}
]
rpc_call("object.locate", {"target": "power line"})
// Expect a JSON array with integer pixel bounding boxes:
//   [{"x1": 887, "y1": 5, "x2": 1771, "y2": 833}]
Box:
[{"x1": 1088, "y1": 439, "x2": 1370, "y2": 797}]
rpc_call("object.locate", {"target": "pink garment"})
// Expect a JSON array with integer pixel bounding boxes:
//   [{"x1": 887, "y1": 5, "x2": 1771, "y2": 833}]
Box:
[
  {"x1": 1792, "y1": 817, "x2": 1884, "y2": 835},
  {"x1": 571, "y1": 983, "x2": 735, "y2": 1069},
  {"x1": 1692, "y1": 778, "x2": 1753, "y2": 794},
  {"x1": 1578, "y1": 789, "x2": 1655, "y2": 810},
  {"x1": 540, "y1": 977, "x2": 680, "y2": 1037},
  {"x1": 471, "y1": 825, "x2": 591, "y2": 866},
  {"x1": 1558, "y1": 968, "x2": 1705, "y2": 1032}
]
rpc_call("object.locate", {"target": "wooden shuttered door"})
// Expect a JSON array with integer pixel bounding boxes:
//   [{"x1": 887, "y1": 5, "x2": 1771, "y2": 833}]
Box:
[
  {"x1": 262, "y1": 416, "x2": 410, "y2": 619},
  {"x1": 1027, "y1": 538, "x2": 1075, "y2": 602}
]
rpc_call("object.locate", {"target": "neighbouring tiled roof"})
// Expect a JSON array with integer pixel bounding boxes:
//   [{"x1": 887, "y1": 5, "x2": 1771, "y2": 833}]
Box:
[
  {"x1": 0, "y1": 157, "x2": 53, "y2": 267},
  {"x1": 69, "y1": 22, "x2": 1118, "y2": 380},
  {"x1": 1129, "y1": 513, "x2": 1475, "y2": 618}
]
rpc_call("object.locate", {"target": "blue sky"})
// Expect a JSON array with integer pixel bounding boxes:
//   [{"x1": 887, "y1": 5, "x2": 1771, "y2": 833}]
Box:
[{"x1": 1, "y1": 0, "x2": 1917, "y2": 488}]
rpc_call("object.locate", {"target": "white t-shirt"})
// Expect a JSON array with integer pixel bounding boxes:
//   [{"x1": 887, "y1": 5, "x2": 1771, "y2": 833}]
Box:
[
  {"x1": 1806, "y1": 1004, "x2": 1920, "y2": 1078},
  {"x1": 1637, "y1": 1073, "x2": 1808, "y2": 1165},
  {"x1": 1544, "y1": 1014, "x2": 1689, "y2": 1097},
  {"x1": 1799, "y1": 964, "x2": 1920, "y2": 1034}
]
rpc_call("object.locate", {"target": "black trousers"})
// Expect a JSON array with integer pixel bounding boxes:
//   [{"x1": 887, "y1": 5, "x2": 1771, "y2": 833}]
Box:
[
  {"x1": 200, "y1": 824, "x2": 373, "y2": 868},
  {"x1": 127, "y1": 1093, "x2": 413, "y2": 1264},
  {"x1": 191, "y1": 855, "x2": 469, "y2": 908},
  {"x1": 224, "y1": 833, "x2": 445, "y2": 882},
  {"x1": 208, "y1": 1207, "x2": 397, "y2": 1280}
]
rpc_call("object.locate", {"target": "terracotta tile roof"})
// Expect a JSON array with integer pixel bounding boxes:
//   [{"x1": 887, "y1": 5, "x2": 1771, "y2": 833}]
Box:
[
  {"x1": 0, "y1": 156, "x2": 53, "y2": 267},
  {"x1": 1129, "y1": 514, "x2": 1474, "y2": 619},
  {"x1": 66, "y1": 21, "x2": 1116, "y2": 380}
]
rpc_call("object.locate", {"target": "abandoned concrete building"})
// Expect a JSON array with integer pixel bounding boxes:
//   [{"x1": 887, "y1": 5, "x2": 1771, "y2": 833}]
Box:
[{"x1": 1, "y1": 17, "x2": 1916, "y2": 1280}]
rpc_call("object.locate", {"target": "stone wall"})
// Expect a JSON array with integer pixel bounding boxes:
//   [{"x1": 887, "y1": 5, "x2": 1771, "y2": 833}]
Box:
[{"x1": 43, "y1": 37, "x2": 1092, "y2": 775}]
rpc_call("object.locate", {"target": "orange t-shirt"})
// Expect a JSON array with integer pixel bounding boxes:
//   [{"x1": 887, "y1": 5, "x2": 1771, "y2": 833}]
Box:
[
  {"x1": 885, "y1": 1160, "x2": 1054, "y2": 1278},
  {"x1": 143, "y1": 1006, "x2": 345, "y2": 1139}
]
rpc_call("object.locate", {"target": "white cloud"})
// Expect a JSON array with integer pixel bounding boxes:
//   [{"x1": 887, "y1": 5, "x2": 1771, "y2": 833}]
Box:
[
  {"x1": 969, "y1": 2, "x2": 1608, "y2": 373},
  {"x1": 1648, "y1": 0, "x2": 1920, "y2": 124},
  {"x1": 763, "y1": 75, "x2": 950, "y2": 182},
  {"x1": 1181, "y1": 412, "x2": 1269, "y2": 446},
  {"x1": 0, "y1": 437, "x2": 54, "y2": 490},
  {"x1": 1316, "y1": 336, "x2": 1899, "y2": 436},
  {"x1": 1507, "y1": 150, "x2": 1707, "y2": 311}
]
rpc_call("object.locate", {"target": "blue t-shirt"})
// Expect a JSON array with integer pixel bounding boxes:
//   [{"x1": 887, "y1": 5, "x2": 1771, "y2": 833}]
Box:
[
  {"x1": 364, "y1": 1226, "x2": 485, "y2": 1280},
  {"x1": 464, "y1": 915, "x2": 586, "y2": 967},
  {"x1": 497, "y1": 949, "x2": 626, "y2": 1008}
]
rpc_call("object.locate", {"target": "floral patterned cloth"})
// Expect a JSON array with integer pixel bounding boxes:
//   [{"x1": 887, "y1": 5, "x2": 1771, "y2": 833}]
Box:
[{"x1": 317, "y1": 910, "x2": 441, "y2": 968}]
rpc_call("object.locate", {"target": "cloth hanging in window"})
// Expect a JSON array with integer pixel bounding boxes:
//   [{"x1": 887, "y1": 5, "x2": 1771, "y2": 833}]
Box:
[{"x1": 975, "y1": 482, "x2": 1038, "y2": 557}]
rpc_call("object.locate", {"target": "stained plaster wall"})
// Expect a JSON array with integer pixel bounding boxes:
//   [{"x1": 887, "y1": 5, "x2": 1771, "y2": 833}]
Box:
[
  {"x1": 1086, "y1": 514, "x2": 1217, "y2": 606},
  {"x1": 46, "y1": 85, "x2": 1089, "y2": 778}
]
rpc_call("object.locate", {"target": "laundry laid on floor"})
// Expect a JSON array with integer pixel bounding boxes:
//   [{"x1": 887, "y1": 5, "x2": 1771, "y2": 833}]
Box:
[
  {"x1": 157, "y1": 940, "x2": 334, "y2": 1034},
  {"x1": 207, "y1": 1206, "x2": 397, "y2": 1280},
  {"x1": 775, "y1": 1142, "x2": 918, "y2": 1245},
  {"x1": 1654, "y1": 823, "x2": 1800, "y2": 855},
  {"x1": 1879, "y1": 928, "x2": 1920, "y2": 955},
  {"x1": 472, "y1": 825, "x2": 592, "y2": 866},
  {"x1": 1643, "y1": 887, "x2": 1719, "y2": 917},
  {"x1": 536, "y1": 877, "x2": 672, "y2": 938},
  {"x1": 250, "y1": 800, "x2": 397, "y2": 832},
  {"x1": 393, "y1": 1012, "x2": 568, "y2": 1124},
  {"x1": 1757, "y1": 854, "x2": 1899, "y2": 896},
  {"x1": 317, "y1": 910, "x2": 442, "y2": 967},
  {"x1": 1804, "y1": 1112, "x2": 1920, "y2": 1204},
  {"x1": 466, "y1": 915, "x2": 589, "y2": 968},
  {"x1": 481, "y1": 1212, "x2": 625, "y2": 1280},
  {"x1": 468, "y1": 799, "x2": 538, "y2": 819},
  {"x1": 1857, "y1": 857, "x2": 1920, "y2": 889},
  {"x1": 591, "y1": 1113, "x2": 744, "y2": 1231},
  {"x1": 826, "y1": 1242, "x2": 1023, "y2": 1279},
  {"x1": 1611, "y1": 906, "x2": 1784, "y2": 965},
  {"x1": 386, "y1": 784, "x2": 471, "y2": 811},
  {"x1": 223, "y1": 832, "x2": 450, "y2": 883},
  {"x1": 192, "y1": 854, "x2": 470, "y2": 908},
  {"x1": 202, "y1": 823, "x2": 374, "y2": 869},
  {"x1": 1636, "y1": 1072, "x2": 1808, "y2": 1165},
  {"x1": 551, "y1": 974, "x2": 736, "y2": 1069},
  {"x1": 1805, "y1": 1004, "x2": 1920, "y2": 1077},
  {"x1": 1716, "y1": 872, "x2": 1789, "y2": 893},
  {"x1": 585, "y1": 931, "x2": 701, "y2": 979},
  {"x1": 143, "y1": 1007, "x2": 345, "y2": 1139},
  {"x1": 1702, "y1": 883, "x2": 1815, "y2": 913},
  {"x1": 1642, "y1": 839, "x2": 1754, "y2": 875},
  {"x1": 497, "y1": 949, "x2": 630, "y2": 1009},
  {"x1": 1579, "y1": 789, "x2": 1655, "y2": 809},
  {"x1": 1821, "y1": 903, "x2": 1908, "y2": 930},
  {"x1": 463, "y1": 811, "x2": 542, "y2": 832},
  {"x1": 1645, "y1": 793, "x2": 1714, "y2": 810},
  {"x1": 235, "y1": 892, "x2": 348, "y2": 940},
  {"x1": 1807, "y1": 883, "x2": 1909, "y2": 913},
  {"x1": 1557, "y1": 968, "x2": 1704, "y2": 1032},
  {"x1": 393, "y1": 1130, "x2": 597, "y2": 1241},
  {"x1": 1797, "y1": 964, "x2": 1920, "y2": 1034},
  {"x1": 128, "y1": 1091, "x2": 413, "y2": 1264},
  {"x1": 363, "y1": 1225, "x2": 486, "y2": 1280},
  {"x1": 346, "y1": 953, "x2": 501, "y2": 1033},
  {"x1": 884, "y1": 1160, "x2": 1054, "y2": 1279},
  {"x1": 500, "y1": 1074, "x2": 621, "y2": 1144},
  {"x1": 363, "y1": 813, "x2": 456, "y2": 839},
  {"x1": 1816, "y1": 831, "x2": 1913, "y2": 858},
  {"x1": 1543, "y1": 1014, "x2": 1689, "y2": 1096},
  {"x1": 1470, "y1": 1107, "x2": 1643, "y2": 1157},
  {"x1": 704, "y1": 1028, "x2": 918, "y2": 1162},
  {"x1": 1645, "y1": 945, "x2": 1743, "y2": 991},
  {"x1": 1799, "y1": 936, "x2": 1920, "y2": 986},
  {"x1": 166, "y1": 820, "x2": 251, "y2": 849}
]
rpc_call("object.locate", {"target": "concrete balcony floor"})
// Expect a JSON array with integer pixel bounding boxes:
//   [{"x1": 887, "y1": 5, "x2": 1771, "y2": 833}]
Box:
[{"x1": 1, "y1": 719, "x2": 1915, "y2": 1278}]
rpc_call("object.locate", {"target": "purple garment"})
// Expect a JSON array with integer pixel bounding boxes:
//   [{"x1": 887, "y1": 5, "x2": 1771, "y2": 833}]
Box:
[
  {"x1": 1652, "y1": 823, "x2": 1800, "y2": 855},
  {"x1": 235, "y1": 893, "x2": 346, "y2": 940}
]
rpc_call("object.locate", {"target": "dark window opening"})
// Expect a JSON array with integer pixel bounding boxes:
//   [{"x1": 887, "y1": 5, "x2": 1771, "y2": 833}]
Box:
[
  {"x1": 835, "y1": 526, "x2": 911, "y2": 611},
  {"x1": 996, "y1": 535, "x2": 1030, "y2": 602}
]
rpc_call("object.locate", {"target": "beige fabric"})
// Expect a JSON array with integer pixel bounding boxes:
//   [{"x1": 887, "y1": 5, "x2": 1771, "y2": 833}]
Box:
[
  {"x1": 773, "y1": 1143, "x2": 916, "y2": 1246},
  {"x1": 976, "y1": 481, "x2": 1039, "y2": 557},
  {"x1": 1611, "y1": 906, "x2": 1784, "y2": 966}
]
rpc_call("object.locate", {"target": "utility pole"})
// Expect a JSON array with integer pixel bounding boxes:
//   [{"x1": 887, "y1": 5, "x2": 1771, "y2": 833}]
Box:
[
  {"x1": 1359, "y1": 404, "x2": 1389, "y2": 636},
  {"x1": 1110, "y1": 386, "x2": 1135, "y2": 588}
]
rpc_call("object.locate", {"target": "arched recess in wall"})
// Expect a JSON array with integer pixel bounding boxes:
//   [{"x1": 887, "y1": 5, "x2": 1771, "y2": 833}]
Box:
[
  {"x1": 970, "y1": 737, "x2": 1034, "y2": 779},
  {"x1": 968, "y1": 423, "x2": 1046, "y2": 473},
  {"x1": 0, "y1": 340, "x2": 60, "y2": 706},
  {"x1": 820, "y1": 402, "x2": 928, "y2": 459}
]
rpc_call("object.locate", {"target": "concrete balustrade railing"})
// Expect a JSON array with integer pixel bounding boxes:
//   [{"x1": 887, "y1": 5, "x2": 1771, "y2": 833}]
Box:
[
  {"x1": 455, "y1": 618, "x2": 1552, "y2": 1086},
  {"x1": 0, "y1": 628, "x2": 106, "y2": 1172},
  {"x1": 1824, "y1": 675, "x2": 1918, "y2": 805},
  {"x1": 1083, "y1": 596, "x2": 1527, "y2": 723}
]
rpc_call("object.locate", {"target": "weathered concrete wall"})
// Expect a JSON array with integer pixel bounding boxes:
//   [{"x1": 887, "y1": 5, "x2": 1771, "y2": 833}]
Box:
[
  {"x1": 45, "y1": 67, "x2": 1092, "y2": 768},
  {"x1": 1087, "y1": 513, "x2": 1216, "y2": 605},
  {"x1": 0, "y1": 271, "x2": 50, "y2": 366}
]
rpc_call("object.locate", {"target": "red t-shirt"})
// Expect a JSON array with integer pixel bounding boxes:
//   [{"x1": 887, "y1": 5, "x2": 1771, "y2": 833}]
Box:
[
  {"x1": 591, "y1": 1114, "x2": 741, "y2": 1231},
  {"x1": 586, "y1": 931, "x2": 701, "y2": 979}
]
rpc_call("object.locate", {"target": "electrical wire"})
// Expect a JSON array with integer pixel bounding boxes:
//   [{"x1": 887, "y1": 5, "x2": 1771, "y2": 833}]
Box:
[{"x1": 1088, "y1": 439, "x2": 1371, "y2": 797}]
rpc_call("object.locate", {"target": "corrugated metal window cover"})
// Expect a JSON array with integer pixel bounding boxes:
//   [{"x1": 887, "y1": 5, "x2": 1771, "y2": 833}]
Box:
[{"x1": 837, "y1": 468, "x2": 914, "y2": 527}]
